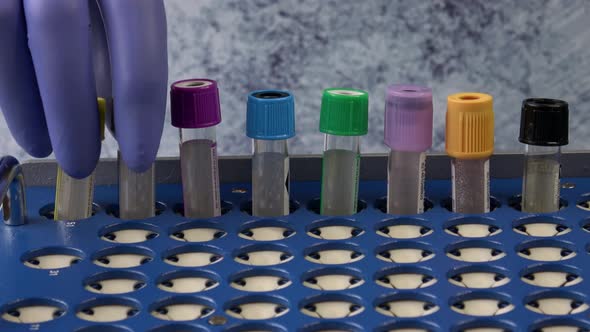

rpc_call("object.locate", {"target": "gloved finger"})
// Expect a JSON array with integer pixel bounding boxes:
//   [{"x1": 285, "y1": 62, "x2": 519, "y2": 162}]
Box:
[
  {"x1": 98, "y1": 0, "x2": 168, "y2": 172},
  {"x1": 24, "y1": 0, "x2": 100, "y2": 179},
  {"x1": 0, "y1": 0, "x2": 51, "y2": 158},
  {"x1": 89, "y1": 0, "x2": 113, "y2": 131}
]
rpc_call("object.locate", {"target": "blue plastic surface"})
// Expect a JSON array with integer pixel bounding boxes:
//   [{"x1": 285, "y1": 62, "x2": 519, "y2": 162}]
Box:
[{"x1": 2, "y1": 177, "x2": 590, "y2": 331}]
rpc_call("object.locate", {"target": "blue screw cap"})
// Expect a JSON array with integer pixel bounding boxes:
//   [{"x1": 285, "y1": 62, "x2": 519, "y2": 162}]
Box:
[{"x1": 247, "y1": 90, "x2": 295, "y2": 140}]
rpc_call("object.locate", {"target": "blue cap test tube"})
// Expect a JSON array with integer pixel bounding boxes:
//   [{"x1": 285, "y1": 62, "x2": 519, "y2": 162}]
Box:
[{"x1": 247, "y1": 90, "x2": 296, "y2": 217}]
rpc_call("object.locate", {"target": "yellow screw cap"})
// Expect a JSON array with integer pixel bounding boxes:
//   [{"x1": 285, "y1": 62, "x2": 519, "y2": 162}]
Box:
[
  {"x1": 97, "y1": 98, "x2": 106, "y2": 141},
  {"x1": 445, "y1": 92, "x2": 494, "y2": 159}
]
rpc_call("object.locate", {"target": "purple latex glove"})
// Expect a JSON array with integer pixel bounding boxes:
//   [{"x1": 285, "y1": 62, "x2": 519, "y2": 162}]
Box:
[{"x1": 0, "y1": 0, "x2": 168, "y2": 178}]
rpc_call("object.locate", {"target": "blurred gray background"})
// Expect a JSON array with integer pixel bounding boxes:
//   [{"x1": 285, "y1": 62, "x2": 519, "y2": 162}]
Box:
[{"x1": 1, "y1": 0, "x2": 589, "y2": 161}]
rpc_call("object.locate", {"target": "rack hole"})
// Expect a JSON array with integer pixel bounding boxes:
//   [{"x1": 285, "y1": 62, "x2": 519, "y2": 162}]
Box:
[
  {"x1": 39, "y1": 203, "x2": 100, "y2": 220},
  {"x1": 525, "y1": 292, "x2": 589, "y2": 315},
  {"x1": 22, "y1": 247, "x2": 84, "y2": 270},
  {"x1": 76, "y1": 326, "x2": 134, "y2": 332},
  {"x1": 300, "y1": 294, "x2": 363, "y2": 319},
  {"x1": 375, "y1": 294, "x2": 438, "y2": 318},
  {"x1": 240, "y1": 200, "x2": 300, "y2": 216},
  {"x1": 163, "y1": 245, "x2": 223, "y2": 267},
  {"x1": 1, "y1": 298, "x2": 67, "y2": 324},
  {"x1": 99, "y1": 222, "x2": 159, "y2": 244},
  {"x1": 375, "y1": 267, "x2": 437, "y2": 290},
  {"x1": 521, "y1": 264, "x2": 582, "y2": 288},
  {"x1": 92, "y1": 246, "x2": 154, "y2": 268},
  {"x1": 146, "y1": 324, "x2": 207, "y2": 332},
  {"x1": 509, "y1": 195, "x2": 567, "y2": 212},
  {"x1": 453, "y1": 319, "x2": 516, "y2": 332},
  {"x1": 444, "y1": 217, "x2": 501, "y2": 238},
  {"x1": 169, "y1": 221, "x2": 226, "y2": 242},
  {"x1": 239, "y1": 220, "x2": 295, "y2": 241},
  {"x1": 517, "y1": 240, "x2": 576, "y2": 262},
  {"x1": 529, "y1": 318, "x2": 590, "y2": 332},
  {"x1": 376, "y1": 242, "x2": 434, "y2": 263},
  {"x1": 513, "y1": 216, "x2": 570, "y2": 237},
  {"x1": 76, "y1": 298, "x2": 140, "y2": 323},
  {"x1": 450, "y1": 292, "x2": 514, "y2": 317},
  {"x1": 151, "y1": 297, "x2": 215, "y2": 321},
  {"x1": 305, "y1": 243, "x2": 364, "y2": 265},
  {"x1": 307, "y1": 219, "x2": 363, "y2": 240},
  {"x1": 303, "y1": 267, "x2": 364, "y2": 291},
  {"x1": 448, "y1": 266, "x2": 510, "y2": 289},
  {"x1": 446, "y1": 241, "x2": 505, "y2": 263},
  {"x1": 234, "y1": 244, "x2": 293, "y2": 266},
  {"x1": 224, "y1": 323, "x2": 287, "y2": 332},
  {"x1": 106, "y1": 201, "x2": 166, "y2": 219},
  {"x1": 225, "y1": 295, "x2": 289, "y2": 320},
  {"x1": 230, "y1": 269, "x2": 291, "y2": 292},
  {"x1": 84, "y1": 271, "x2": 147, "y2": 295},
  {"x1": 376, "y1": 218, "x2": 433, "y2": 239},
  {"x1": 376, "y1": 321, "x2": 439, "y2": 332},
  {"x1": 300, "y1": 322, "x2": 363, "y2": 332},
  {"x1": 157, "y1": 270, "x2": 220, "y2": 293},
  {"x1": 441, "y1": 197, "x2": 501, "y2": 212}
]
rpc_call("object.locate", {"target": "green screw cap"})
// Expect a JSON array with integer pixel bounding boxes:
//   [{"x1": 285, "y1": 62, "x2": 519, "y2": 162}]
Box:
[{"x1": 319, "y1": 88, "x2": 369, "y2": 136}]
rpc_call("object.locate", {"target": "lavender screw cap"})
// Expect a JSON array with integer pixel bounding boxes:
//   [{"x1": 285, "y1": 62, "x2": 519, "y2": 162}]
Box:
[
  {"x1": 384, "y1": 84, "x2": 433, "y2": 152},
  {"x1": 171, "y1": 79, "x2": 222, "y2": 128}
]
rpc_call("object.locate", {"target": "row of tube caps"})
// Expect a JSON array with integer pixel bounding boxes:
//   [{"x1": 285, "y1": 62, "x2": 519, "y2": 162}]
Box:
[
  {"x1": 169, "y1": 79, "x2": 569, "y2": 219},
  {"x1": 51, "y1": 79, "x2": 569, "y2": 221}
]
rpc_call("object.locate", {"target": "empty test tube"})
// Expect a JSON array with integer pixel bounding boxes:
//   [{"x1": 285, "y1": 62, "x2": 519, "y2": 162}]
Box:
[
  {"x1": 384, "y1": 85, "x2": 433, "y2": 215},
  {"x1": 446, "y1": 93, "x2": 494, "y2": 214},
  {"x1": 319, "y1": 88, "x2": 369, "y2": 216},
  {"x1": 54, "y1": 99, "x2": 105, "y2": 220},
  {"x1": 247, "y1": 90, "x2": 295, "y2": 217},
  {"x1": 171, "y1": 79, "x2": 222, "y2": 218},
  {"x1": 519, "y1": 98, "x2": 569, "y2": 213}
]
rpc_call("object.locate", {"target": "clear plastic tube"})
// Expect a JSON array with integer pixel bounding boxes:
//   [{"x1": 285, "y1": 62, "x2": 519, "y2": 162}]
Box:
[
  {"x1": 252, "y1": 139, "x2": 289, "y2": 217},
  {"x1": 452, "y1": 158, "x2": 490, "y2": 214},
  {"x1": 522, "y1": 145, "x2": 560, "y2": 213},
  {"x1": 387, "y1": 150, "x2": 426, "y2": 214},
  {"x1": 320, "y1": 134, "x2": 360, "y2": 216},
  {"x1": 180, "y1": 126, "x2": 221, "y2": 218},
  {"x1": 118, "y1": 151, "x2": 155, "y2": 220},
  {"x1": 54, "y1": 167, "x2": 94, "y2": 220}
]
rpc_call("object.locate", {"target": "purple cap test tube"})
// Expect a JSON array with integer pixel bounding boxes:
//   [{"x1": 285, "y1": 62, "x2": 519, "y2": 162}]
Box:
[
  {"x1": 384, "y1": 84, "x2": 433, "y2": 215},
  {"x1": 171, "y1": 79, "x2": 222, "y2": 219}
]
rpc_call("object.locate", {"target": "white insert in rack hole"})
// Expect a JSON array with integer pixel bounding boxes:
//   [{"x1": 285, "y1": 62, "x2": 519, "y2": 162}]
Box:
[
  {"x1": 231, "y1": 275, "x2": 290, "y2": 292},
  {"x1": 514, "y1": 223, "x2": 570, "y2": 237},
  {"x1": 378, "y1": 224, "x2": 432, "y2": 239},
  {"x1": 446, "y1": 224, "x2": 500, "y2": 237},
  {"x1": 538, "y1": 326, "x2": 586, "y2": 332},
  {"x1": 304, "y1": 274, "x2": 363, "y2": 290},
  {"x1": 171, "y1": 228, "x2": 225, "y2": 242},
  {"x1": 86, "y1": 278, "x2": 143, "y2": 294},
  {"x1": 94, "y1": 253, "x2": 151, "y2": 268},
  {"x1": 165, "y1": 252, "x2": 221, "y2": 267},
  {"x1": 24, "y1": 254, "x2": 80, "y2": 269},
  {"x1": 77, "y1": 305, "x2": 137, "y2": 322},
  {"x1": 377, "y1": 273, "x2": 436, "y2": 289},
  {"x1": 451, "y1": 299, "x2": 514, "y2": 316},
  {"x1": 306, "y1": 249, "x2": 364, "y2": 265},
  {"x1": 526, "y1": 298, "x2": 588, "y2": 315},
  {"x1": 463, "y1": 328, "x2": 506, "y2": 332},
  {"x1": 226, "y1": 302, "x2": 288, "y2": 320},
  {"x1": 378, "y1": 248, "x2": 433, "y2": 263},
  {"x1": 241, "y1": 226, "x2": 294, "y2": 241},
  {"x1": 522, "y1": 271, "x2": 581, "y2": 288},
  {"x1": 2, "y1": 306, "x2": 64, "y2": 324},
  {"x1": 376, "y1": 300, "x2": 439, "y2": 318},
  {"x1": 236, "y1": 250, "x2": 292, "y2": 266},
  {"x1": 447, "y1": 247, "x2": 505, "y2": 262},
  {"x1": 152, "y1": 304, "x2": 213, "y2": 321},
  {"x1": 301, "y1": 301, "x2": 364, "y2": 319},
  {"x1": 308, "y1": 225, "x2": 362, "y2": 240},
  {"x1": 518, "y1": 247, "x2": 575, "y2": 261},
  {"x1": 449, "y1": 272, "x2": 509, "y2": 289},
  {"x1": 159, "y1": 277, "x2": 218, "y2": 293},
  {"x1": 102, "y1": 229, "x2": 157, "y2": 243}
]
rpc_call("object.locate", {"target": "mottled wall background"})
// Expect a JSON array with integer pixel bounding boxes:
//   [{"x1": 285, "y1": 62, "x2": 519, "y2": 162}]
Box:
[{"x1": 1, "y1": 0, "x2": 589, "y2": 160}]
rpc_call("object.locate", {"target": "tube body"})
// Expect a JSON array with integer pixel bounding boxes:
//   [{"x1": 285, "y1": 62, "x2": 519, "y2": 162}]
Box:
[
  {"x1": 522, "y1": 145, "x2": 560, "y2": 213},
  {"x1": 118, "y1": 151, "x2": 155, "y2": 220},
  {"x1": 387, "y1": 150, "x2": 426, "y2": 214},
  {"x1": 54, "y1": 167, "x2": 94, "y2": 220},
  {"x1": 452, "y1": 158, "x2": 490, "y2": 214},
  {"x1": 252, "y1": 139, "x2": 289, "y2": 217},
  {"x1": 180, "y1": 126, "x2": 221, "y2": 218},
  {"x1": 320, "y1": 134, "x2": 360, "y2": 216}
]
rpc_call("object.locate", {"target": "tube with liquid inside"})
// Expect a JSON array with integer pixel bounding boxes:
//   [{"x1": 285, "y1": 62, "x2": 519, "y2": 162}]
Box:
[
  {"x1": 171, "y1": 79, "x2": 222, "y2": 219},
  {"x1": 445, "y1": 92, "x2": 494, "y2": 214},
  {"x1": 247, "y1": 90, "x2": 295, "y2": 217},
  {"x1": 54, "y1": 98, "x2": 106, "y2": 220},
  {"x1": 319, "y1": 88, "x2": 368, "y2": 216},
  {"x1": 519, "y1": 98, "x2": 569, "y2": 213},
  {"x1": 118, "y1": 154, "x2": 155, "y2": 220},
  {"x1": 384, "y1": 85, "x2": 433, "y2": 215}
]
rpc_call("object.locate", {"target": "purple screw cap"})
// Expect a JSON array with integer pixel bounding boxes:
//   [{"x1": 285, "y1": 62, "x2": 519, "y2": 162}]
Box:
[
  {"x1": 171, "y1": 79, "x2": 222, "y2": 128},
  {"x1": 384, "y1": 84, "x2": 433, "y2": 152}
]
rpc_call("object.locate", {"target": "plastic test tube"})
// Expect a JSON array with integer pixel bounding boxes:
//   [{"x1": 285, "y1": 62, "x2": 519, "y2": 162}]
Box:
[
  {"x1": 171, "y1": 79, "x2": 222, "y2": 218},
  {"x1": 118, "y1": 153, "x2": 155, "y2": 220},
  {"x1": 446, "y1": 93, "x2": 494, "y2": 214},
  {"x1": 54, "y1": 98, "x2": 106, "y2": 220},
  {"x1": 384, "y1": 85, "x2": 433, "y2": 215},
  {"x1": 247, "y1": 90, "x2": 295, "y2": 217},
  {"x1": 519, "y1": 98, "x2": 569, "y2": 213},
  {"x1": 319, "y1": 88, "x2": 369, "y2": 216}
]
